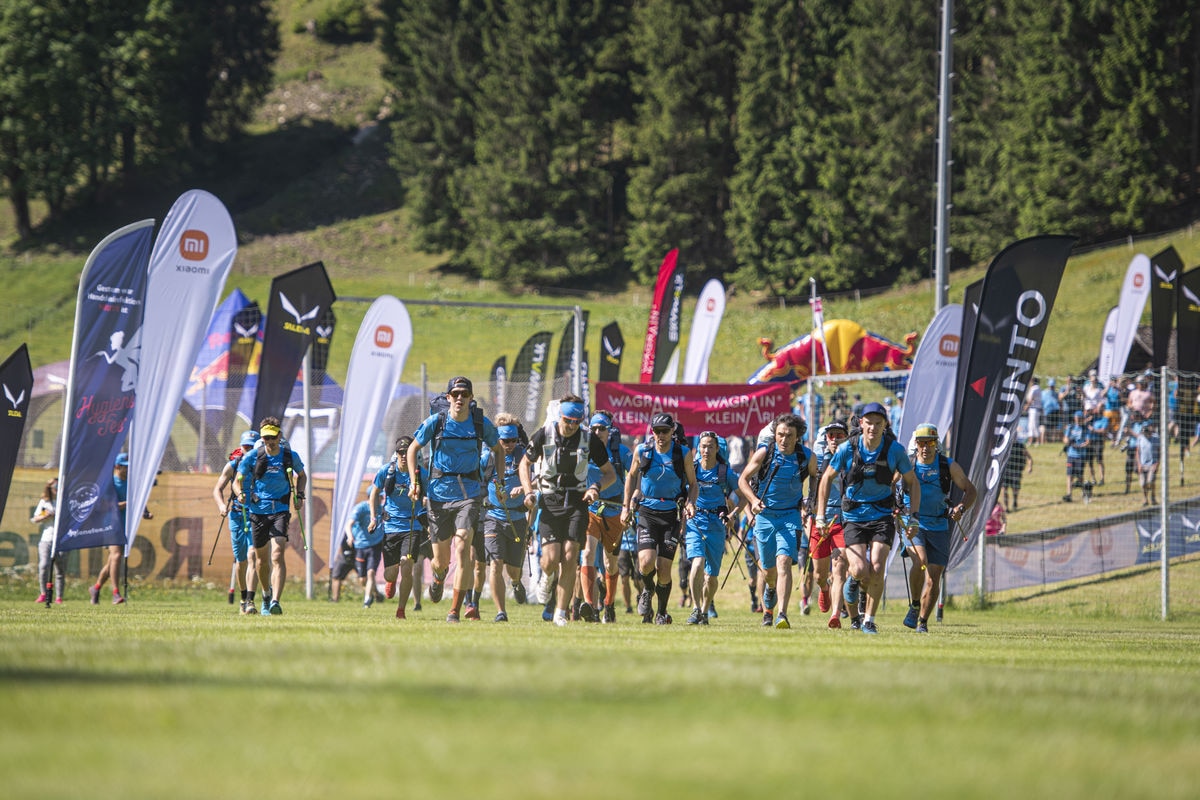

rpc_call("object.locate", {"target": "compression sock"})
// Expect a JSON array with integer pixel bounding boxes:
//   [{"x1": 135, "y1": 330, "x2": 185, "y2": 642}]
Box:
[
  {"x1": 451, "y1": 589, "x2": 464, "y2": 613},
  {"x1": 656, "y1": 581, "x2": 672, "y2": 614},
  {"x1": 605, "y1": 574, "x2": 618, "y2": 607},
  {"x1": 580, "y1": 566, "x2": 597, "y2": 605}
]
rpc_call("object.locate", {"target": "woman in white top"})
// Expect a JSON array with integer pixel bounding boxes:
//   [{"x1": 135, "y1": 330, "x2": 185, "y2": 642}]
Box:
[{"x1": 33, "y1": 478, "x2": 64, "y2": 604}]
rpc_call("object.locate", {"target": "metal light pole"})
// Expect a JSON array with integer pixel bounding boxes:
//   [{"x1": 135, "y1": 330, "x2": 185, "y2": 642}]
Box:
[{"x1": 933, "y1": 0, "x2": 954, "y2": 312}]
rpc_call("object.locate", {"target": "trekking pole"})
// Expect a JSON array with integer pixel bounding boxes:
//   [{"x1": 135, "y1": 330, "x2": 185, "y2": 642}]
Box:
[
  {"x1": 208, "y1": 510, "x2": 229, "y2": 566},
  {"x1": 720, "y1": 532, "x2": 748, "y2": 590}
]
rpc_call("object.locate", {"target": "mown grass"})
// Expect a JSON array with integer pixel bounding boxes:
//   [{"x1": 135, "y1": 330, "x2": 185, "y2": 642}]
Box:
[{"x1": 3, "y1": 560, "x2": 1200, "y2": 798}]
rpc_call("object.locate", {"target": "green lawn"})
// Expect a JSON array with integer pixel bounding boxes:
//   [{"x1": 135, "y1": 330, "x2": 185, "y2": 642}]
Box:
[{"x1": 4, "y1": 561, "x2": 1200, "y2": 799}]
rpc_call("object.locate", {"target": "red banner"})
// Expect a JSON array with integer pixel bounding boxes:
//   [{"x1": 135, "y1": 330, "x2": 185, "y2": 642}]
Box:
[{"x1": 594, "y1": 382, "x2": 792, "y2": 439}]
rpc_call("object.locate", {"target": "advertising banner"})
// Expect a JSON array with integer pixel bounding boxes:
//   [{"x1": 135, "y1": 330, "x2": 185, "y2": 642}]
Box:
[{"x1": 594, "y1": 382, "x2": 791, "y2": 439}]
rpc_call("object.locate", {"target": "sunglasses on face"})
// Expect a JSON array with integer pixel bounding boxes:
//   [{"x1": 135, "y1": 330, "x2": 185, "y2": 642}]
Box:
[
  {"x1": 261, "y1": 435, "x2": 279, "y2": 441},
  {"x1": 449, "y1": 391, "x2": 471, "y2": 400},
  {"x1": 500, "y1": 437, "x2": 518, "y2": 444},
  {"x1": 652, "y1": 428, "x2": 672, "y2": 435}
]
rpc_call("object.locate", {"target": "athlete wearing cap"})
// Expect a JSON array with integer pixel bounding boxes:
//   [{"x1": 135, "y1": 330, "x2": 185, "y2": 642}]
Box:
[
  {"x1": 520, "y1": 395, "x2": 617, "y2": 626},
  {"x1": 480, "y1": 414, "x2": 529, "y2": 622},
  {"x1": 816, "y1": 402, "x2": 918, "y2": 634},
  {"x1": 407, "y1": 376, "x2": 504, "y2": 623},
  {"x1": 583, "y1": 412, "x2": 632, "y2": 623},
  {"x1": 620, "y1": 412, "x2": 698, "y2": 624},
  {"x1": 902, "y1": 423, "x2": 975, "y2": 633},
  {"x1": 213, "y1": 430, "x2": 261, "y2": 614},
  {"x1": 811, "y1": 420, "x2": 850, "y2": 628}
]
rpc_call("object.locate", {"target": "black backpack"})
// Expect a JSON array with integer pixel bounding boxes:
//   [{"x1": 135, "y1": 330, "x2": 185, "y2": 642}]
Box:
[
  {"x1": 592, "y1": 410, "x2": 625, "y2": 480},
  {"x1": 637, "y1": 440, "x2": 689, "y2": 498},
  {"x1": 426, "y1": 395, "x2": 487, "y2": 481},
  {"x1": 250, "y1": 445, "x2": 295, "y2": 502},
  {"x1": 750, "y1": 441, "x2": 808, "y2": 500}
]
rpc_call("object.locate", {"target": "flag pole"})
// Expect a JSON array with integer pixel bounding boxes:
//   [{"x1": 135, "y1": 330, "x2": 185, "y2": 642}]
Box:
[
  {"x1": 303, "y1": 347, "x2": 315, "y2": 600},
  {"x1": 807, "y1": 279, "x2": 816, "y2": 447}
]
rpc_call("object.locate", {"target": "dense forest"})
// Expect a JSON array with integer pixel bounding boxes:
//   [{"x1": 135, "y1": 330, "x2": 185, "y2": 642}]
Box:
[{"x1": 2, "y1": 0, "x2": 1197, "y2": 295}]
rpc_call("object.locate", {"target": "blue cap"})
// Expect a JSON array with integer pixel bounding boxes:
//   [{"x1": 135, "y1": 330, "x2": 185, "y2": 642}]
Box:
[
  {"x1": 860, "y1": 402, "x2": 888, "y2": 420},
  {"x1": 115, "y1": 453, "x2": 129, "y2": 466},
  {"x1": 497, "y1": 424, "x2": 519, "y2": 440},
  {"x1": 240, "y1": 430, "x2": 259, "y2": 447},
  {"x1": 589, "y1": 413, "x2": 610, "y2": 428}
]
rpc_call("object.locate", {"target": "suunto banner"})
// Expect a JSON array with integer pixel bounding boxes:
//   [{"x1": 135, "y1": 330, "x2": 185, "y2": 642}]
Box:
[{"x1": 950, "y1": 236, "x2": 1076, "y2": 569}]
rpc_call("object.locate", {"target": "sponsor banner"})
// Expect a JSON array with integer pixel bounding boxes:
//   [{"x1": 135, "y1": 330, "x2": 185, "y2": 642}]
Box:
[
  {"x1": 682, "y1": 279, "x2": 726, "y2": 384},
  {"x1": 552, "y1": 310, "x2": 589, "y2": 399},
  {"x1": 53, "y1": 220, "x2": 154, "y2": 554},
  {"x1": 598, "y1": 322, "x2": 624, "y2": 383},
  {"x1": 252, "y1": 262, "x2": 337, "y2": 425},
  {"x1": 950, "y1": 236, "x2": 1076, "y2": 569},
  {"x1": 1177, "y1": 267, "x2": 1200, "y2": 373},
  {"x1": 489, "y1": 356, "x2": 507, "y2": 414},
  {"x1": 653, "y1": 261, "x2": 685, "y2": 384},
  {"x1": 1107, "y1": 254, "x2": 1150, "y2": 381},
  {"x1": 127, "y1": 191, "x2": 238, "y2": 548},
  {"x1": 329, "y1": 296, "x2": 413, "y2": 564},
  {"x1": 507, "y1": 330, "x2": 553, "y2": 428},
  {"x1": 953, "y1": 278, "x2": 984, "y2": 438},
  {"x1": 897, "y1": 303, "x2": 961, "y2": 448},
  {"x1": 640, "y1": 249, "x2": 679, "y2": 383},
  {"x1": 227, "y1": 300, "x2": 263, "y2": 396},
  {"x1": 0, "y1": 344, "x2": 34, "y2": 521},
  {"x1": 310, "y1": 307, "x2": 337, "y2": 385},
  {"x1": 1096, "y1": 306, "x2": 1120, "y2": 387},
  {"x1": 1149, "y1": 246, "x2": 1181, "y2": 368},
  {"x1": 594, "y1": 382, "x2": 791, "y2": 439}
]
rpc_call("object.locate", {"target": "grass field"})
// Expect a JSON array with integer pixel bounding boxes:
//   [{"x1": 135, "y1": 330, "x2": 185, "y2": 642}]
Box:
[{"x1": 3, "y1": 559, "x2": 1200, "y2": 799}]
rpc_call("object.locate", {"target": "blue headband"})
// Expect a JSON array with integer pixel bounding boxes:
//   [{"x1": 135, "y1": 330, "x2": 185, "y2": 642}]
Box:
[
  {"x1": 560, "y1": 401, "x2": 586, "y2": 421},
  {"x1": 498, "y1": 424, "x2": 519, "y2": 439}
]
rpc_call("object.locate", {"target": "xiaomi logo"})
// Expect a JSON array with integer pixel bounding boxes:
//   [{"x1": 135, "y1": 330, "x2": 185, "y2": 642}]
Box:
[
  {"x1": 374, "y1": 325, "x2": 394, "y2": 348},
  {"x1": 939, "y1": 334, "x2": 960, "y2": 358},
  {"x1": 1133, "y1": 273, "x2": 1145, "y2": 288},
  {"x1": 180, "y1": 230, "x2": 209, "y2": 261}
]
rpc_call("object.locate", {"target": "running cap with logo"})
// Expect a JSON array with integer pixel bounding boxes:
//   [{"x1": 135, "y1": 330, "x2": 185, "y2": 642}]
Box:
[
  {"x1": 240, "y1": 430, "x2": 259, "y2": 447},
  {"x1": 913, "y1": 423, "x2": 939, "y2": 440},
  {"x1": 115, "y1": 453, "x2": 129, "y2": 466},
  {"x1": 651, "y1": 412, "x2": 674, "y2": 430},
  {"x1": 860, "y1": 402, "x2": 888, "y2": 420},
  {"x1": 825, "y1": 420, "x2": 849, "y2": 435},
  {"x1": 447, "y1": 376, "x2": 473, "y2": 394}
]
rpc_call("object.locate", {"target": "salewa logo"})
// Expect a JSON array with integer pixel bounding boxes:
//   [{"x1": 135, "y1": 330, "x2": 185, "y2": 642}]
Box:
[
  {"x1": 180, "y1": 230, "x2": 209, "y2": 261},
  {"x1": 4, "y1": 383, "x2": 24, "y2": 417},
  {"x1": 603, "y1": 336, "x2": 622, "y2": 360},
  {"x1": 234, "y1": 320, "x2": 259, "y2": 339},
  {"x1": 316, "y1": 324, "x2": 333, "y2": 340},
  {"x1": 280, "y1": 293, "x2": 320, "y2": 335},
  {"x1": 1154, "y1": 264, "x2": 1177, "y2": 287},
  {"x1": 1183, "y1": 285, "x2": 1200, "y2": 312}
]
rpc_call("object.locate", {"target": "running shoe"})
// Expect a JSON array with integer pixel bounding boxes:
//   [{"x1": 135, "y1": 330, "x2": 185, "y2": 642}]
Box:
[
  {"x1": 464, "y1": 603, "x2": 480, "y2": 621},
  {"x1": 916, "y1": 622, "x2": 929, "y2": 634},
  {"x1": 578, "y1": 601, "x2": 597, "y2": 623},
  {"x1": 553, "y1": 611, "x2": 569, "y2": 627},
  {"x1": 268, "y1": 600, "x2": 282, "y2": 615},
  {"x1": 636, "y1": 587, "x2": 653, "y2": 618},
  {"x1": 395, "y1": 605, "x2": 406, "y2": 620},
  {"x1": 536, "y1": 572, "x2": 552, "y2": 604},
  {"x1": 903, "y1": 605, "x2": 920, "y2": 629},
  {"x1": 603, "y1": 605, "x2": 616, "y2": 623},
  {"x1": 818, "y1": 588, "x2": 831, "y2": 613},
  {"x1": 494, "y1": 611, "x2": 509, "y2": 623},
  {"x1": 512, "y1": 580, "x2": 527, "y2": 605},
  {"x1": 262, "y1": 599, "x2": 271, "y2": 615},
  {"x1": 707, "y1": 605, "x2": 718, "y2": 619},
  {"x1": 429, "y1": 577, "x2": 445, "y2": 603},
  {"x1": 654, "y1": 613, "x2": 673, "y2": 625},
  {"x1": 763, "y1": 585, "x2": 777, "y2": 610},
  {"x1": 54, "y1": 597, "x2": 64, "y2": 605},
  {"x1": 89, "y1": 585, "x2": 100, "y2": 605},
  {"x1": 827, "y1": 616, "x2": 841, "y2": 630},
  {"x1": 862, "y1": 620, "x2": 878, "y2": 635},
  {"x1": 686, "y1": 607, "x2": 704, "y2": 625},
  {"x1": 112, "y1": 594, "x2": 125, "y2": 605},
  {"x1": 385, "y1": 581, "x2": 396, "y2": 599},
  {"x1": 774, "y1": 613, "x2": 790, "y2": 630},
  {"x1": 36, "y1": 594, "x2": 47, "y2": 604},
  {"x1": 850, "y1": 616, "x2": 862, "y2": 631},
  {"x1": 364, "y1": 594, "x2": 374, "y2": 609},
  {"x1": 446, "y1": 611, "x2": 460, "y2": 623},
  {"x1": 843, "y1": 579, "x2": 859, "y2": 606},
  {"x1": 801, "y1": 597, "x2": 811, "y2": 615},
  {"x1": 413, "y1": 601, "x2": 422, "y2": 612},
  {"x1": 761, "y1": 611, "x2": 773, "y2": 627}
]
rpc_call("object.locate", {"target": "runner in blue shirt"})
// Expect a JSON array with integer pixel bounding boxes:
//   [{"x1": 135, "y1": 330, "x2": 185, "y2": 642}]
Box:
[
  {"x1": 1062, "y1": 410, "x2": 1089, "y2": 503},
  {"x1": 901, "y1": 423, "x2": 975, "y2": 633},
  {"x1": 810, "y1": 420, "x2": 850, "y2": 629},
  {"x1": 738, "y1": 413, "x2": 818, "y2": 629},
  {"x1": 337, "y1": 499, "x2": 381, "y2": 607},
  {"x1": 371, "y1": 436, "x2": 430, "y2": 620},
  {"x1": 684, "y1": 432, "x2": 742, "y2": 625},
  {"x1": 237, "y1": 417, "x2": 307, "y2": 616},
  {"x1": 213, "y1": 430, "x2": 259, "y2": 614},
  {"x1": 621, "y1": 412, "x2": 698, "y2": 625},
  {"x1": 90, "y1": 453, "x2": 138, "y2": 606},
  {"x1": 480, "y1": 414, "x2": 530, "y2": 622},
  {"x1": 407, "y1": 376, "x2": 503, "y2": 623},
  {"x1": 816, "y1": 402, "x2": 917, "y2": 635}
]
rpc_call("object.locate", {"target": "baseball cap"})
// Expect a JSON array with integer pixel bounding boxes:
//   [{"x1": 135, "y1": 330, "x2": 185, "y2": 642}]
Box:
[
  {"x1": 1074, "y1": 410, "x2": 1084, "y2": 419},
  {"x1": 1088, "y1": 369, "x2": 1098, "y2": 378},
  {"x1": 446, "y1": 376, "x2": 473, "y2": 394},
  {"x1": 114, "y1": 453, "x2": 129, "y2": 466},
  {"x1": 240, "y1": 430, "x2": 259, "y2": 447},
  {"x1": 260, "y1": 423, "x2": 282, "y2": 438},
  {"x1": 1047, "y1": 378, "x2": 1056, "y2": 387},
  {"x1": 824, "y1": 420, "x2": 849, "y2": 435},
  {"x1": 651, "y1": 412, "x2": 674, "y2": 430},
  {"x1": 883, "y1": 397, "x2": 893, "y2": 406},
  {"x1": 896, "y1": 390, "x2": 904, "y2": 399},
  {"x1": 860, "y1": 402, "x2": 888, "y2": 420},
  {"x1": 588, "y1": 413, "x2": 610, "y2": 428},
  {"x1": 913, "y1": 423, "x2": 939, "y2": 440}
]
